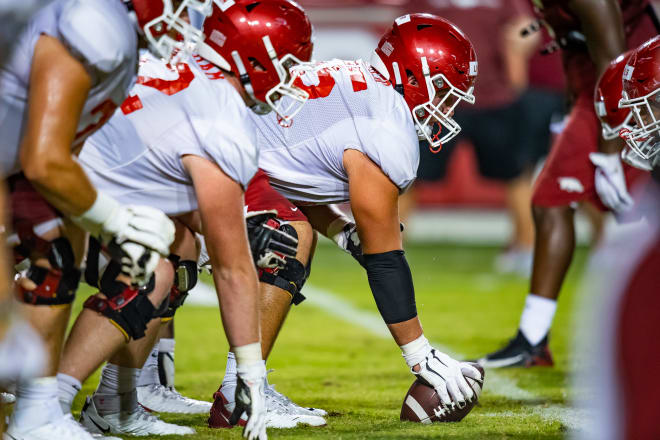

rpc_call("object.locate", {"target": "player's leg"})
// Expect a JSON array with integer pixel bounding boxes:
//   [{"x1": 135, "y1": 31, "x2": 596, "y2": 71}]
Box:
[
  {"x1": 211, "y1": 220, "x2": 326, "y2": 429},
  {"x1": 476, "y1": 92, "x2": 602, "y2": 368},
  {"x1": 134, "y1": 222, "x2": 212, "y2": 415},
  {"x1": 6, "y1": 176, "x2": 88, "y2": 439}
]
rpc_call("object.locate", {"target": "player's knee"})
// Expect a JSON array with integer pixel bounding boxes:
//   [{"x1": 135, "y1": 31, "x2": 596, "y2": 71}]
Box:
[
  {"x1": 16, "y1": 237, "x2": 80, "y2": 306},
  {"x1": 160, "y1": 257, "x2": 198, "y2": 320},
  {"x1": 84, "y1": 279, "x2": 156, "y2": 341},
  {"x1": 259, "y1": 257, "x2": 308, "y2": 305}
]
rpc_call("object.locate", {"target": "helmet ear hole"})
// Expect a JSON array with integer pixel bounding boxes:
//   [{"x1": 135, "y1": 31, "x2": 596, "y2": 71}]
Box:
[
  {"x1": 406, "y1": 70, "x2": 418, "y2": 86},
  {"x1": 245, "y1": 2, "x2": 260, "y2": 12},
  {"x1": 249, "y1": 57, "x2": 266, "y2": 72}
]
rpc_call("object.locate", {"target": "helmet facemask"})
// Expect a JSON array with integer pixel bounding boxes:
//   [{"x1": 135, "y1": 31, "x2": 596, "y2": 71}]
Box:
[
  {"x1": 143, "y1": 0, "x2": 212, "y2": 63},
  {"x1": 411, "y1": 57, "x2": 475, "y2": 152},
  {"x1": 619, "y1": 88, "x2": 660, "y2": 161},
  {"x1": 232, "y1": 36, "x2": 310, "y2": 121}
]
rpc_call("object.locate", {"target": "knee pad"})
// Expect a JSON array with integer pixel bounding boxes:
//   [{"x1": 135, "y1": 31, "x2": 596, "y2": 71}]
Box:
[
  {"x1": 259, "y1": 257, "x2": 307, "y2": 305},
  {"x1": 83, "y1": 280, "x2": 155, "y2": 341},
  {"x1": 16, "y1": 237, "x2": 81, "y2": 306},
  {"x1": 160, "y1": 258, "x2": 198, "y2": 319}
]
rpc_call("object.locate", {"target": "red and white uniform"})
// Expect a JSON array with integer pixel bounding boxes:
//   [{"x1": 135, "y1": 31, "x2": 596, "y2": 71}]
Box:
[
  {"x1": 531, "y1": 0, "x2": 656, "y2": 209},
  {"x1": 574, "y1": 178, "x2": 660, "y2": 440},
  {"x1": 251, "y1": 59, "x2": 419, "y2": 205},
  {"x1": 79, "y1": 52, "x2": 258, "y2": 216},
  {"x1": 0, "y1": 0, "x2": 137, "y2": 177}
]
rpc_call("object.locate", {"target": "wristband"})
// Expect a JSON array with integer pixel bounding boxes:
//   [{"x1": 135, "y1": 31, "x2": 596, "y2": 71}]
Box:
[
  {"x1": 400, "y1": 334, "x2": 431, "y2": 368},
  {"x1": 70, "y1": 192, "x2": 120, "y2": 236}
]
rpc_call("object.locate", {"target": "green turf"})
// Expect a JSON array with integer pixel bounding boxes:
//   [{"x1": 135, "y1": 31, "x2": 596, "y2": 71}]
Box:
[{"x1": 68, "y1": 242, "x2": 588, "y2": 439}]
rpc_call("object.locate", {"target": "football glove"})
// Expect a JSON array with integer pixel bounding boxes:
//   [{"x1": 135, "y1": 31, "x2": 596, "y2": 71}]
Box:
[
  {"x1": 405, "y1": 340, "x2": 480, "y2": 408},
  {"x1": 246, "y1": 210, "x2": 297, "y2": 270},
  {"x1": 331, "y1": 221, "x2": 405, "y2": 268},
  {"x1": 230, "y1": 361, "x2": 268, "y2": 440},
  {"x1": 590, "y1": 152, "x2": 634, "y2": 213}
]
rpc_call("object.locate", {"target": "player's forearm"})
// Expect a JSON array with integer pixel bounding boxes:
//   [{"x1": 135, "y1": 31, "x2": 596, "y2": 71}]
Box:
[
  {"x1": 299, "y1": 204, "x2": 347, "y2": 238},
  {"x1": 23, "y1": 153, "x2": 97, "y2": 216},
  {"x1": 212, "y1": 260, "x2": 261, "y2": 347}
]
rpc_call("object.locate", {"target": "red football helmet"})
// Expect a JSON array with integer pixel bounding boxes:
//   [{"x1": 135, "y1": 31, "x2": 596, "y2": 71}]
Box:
[
  {"x1": 594, "y1": 51, "x2": 634, "y2": 140},
  {"x1": 128, "y1": 0, "x2": 213, "y2": 62},
  {"x1": 371, "y1": 13, "x2": 477, "y2": 151},
  {"x1": 197, "y1": 0, "x2": 313, "y2": 121},
  {"x1": 619, "y1": 35, "x2": 660, "y2": 162}
]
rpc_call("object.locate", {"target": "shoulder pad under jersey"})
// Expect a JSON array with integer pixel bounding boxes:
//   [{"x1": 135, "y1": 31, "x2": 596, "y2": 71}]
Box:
[{"x1": 58, "y1": 0, "x2": 136, "y2": 73}]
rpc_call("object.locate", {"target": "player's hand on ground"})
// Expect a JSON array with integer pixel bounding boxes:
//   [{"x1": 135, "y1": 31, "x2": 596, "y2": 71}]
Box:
[
  {"x1": 589, "y1": 152, "x2": 634, "y2": 213},
  {"x1": 230, "y1": 362, "x2": 268, "y2": 440},
  {"x1": 413, "y1": 348, "x2": 477, "y2": 408},
  {"x1": 246, "y1": 210, "x2": 298, "y2": 270},
  {"x1": 102, "y1": 205, "x2": 175, "y2": 285}
]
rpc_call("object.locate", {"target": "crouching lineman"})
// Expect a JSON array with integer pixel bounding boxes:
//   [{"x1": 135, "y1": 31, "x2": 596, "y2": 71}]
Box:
[
  {"x1": 208, "y1": 14, "x2": 485, "y2": 423},
  {"x1": 575, "y1": 36, "x2": 660, "y2": 440},
  {"x1": 53, "y1": 1, "x2": 314, "y2": 439},
  {"x1": 0, "y1": 0, "x2": 217, "y2": 437}
]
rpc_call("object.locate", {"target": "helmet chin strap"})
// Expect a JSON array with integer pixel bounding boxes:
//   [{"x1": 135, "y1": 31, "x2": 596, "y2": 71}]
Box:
[{"x1": 231, "y1": 50, "x2": 272, "y2": 115}]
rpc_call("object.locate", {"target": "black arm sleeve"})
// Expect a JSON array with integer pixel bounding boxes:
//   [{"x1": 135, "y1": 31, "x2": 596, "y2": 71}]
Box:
[{"x1": 363, "y1": 250, "x2": 417, "y2": 324}]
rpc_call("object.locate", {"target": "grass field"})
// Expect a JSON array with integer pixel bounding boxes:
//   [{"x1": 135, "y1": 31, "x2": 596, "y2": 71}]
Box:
[{"x1": 68, "y1": 241, "x2": 589, "y2": 439}]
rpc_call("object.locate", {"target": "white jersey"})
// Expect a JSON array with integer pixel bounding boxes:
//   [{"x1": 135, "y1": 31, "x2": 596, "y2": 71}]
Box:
[
  {"x1": 79, "y1": 52, "x2": 258, "y2": 216},
  {"x1": 251, "y1": 59, "x2": 419, "y2": 205},
  {"x1": 0, "y1": 0, "x2": 137, "y2": 177}
]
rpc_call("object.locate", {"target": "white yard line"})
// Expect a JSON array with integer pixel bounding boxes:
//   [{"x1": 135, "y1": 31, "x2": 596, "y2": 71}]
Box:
[{"x1": 185, "y1": 281, "x2": 582, "y2": 429}]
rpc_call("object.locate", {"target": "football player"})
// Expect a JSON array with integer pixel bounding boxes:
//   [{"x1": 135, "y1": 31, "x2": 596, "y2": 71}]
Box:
[
  {"x1": 1, "y1": 1, "x2": 213, "y2": 439},
  {"x1": 208, "y1": 13, "x2": 485, "y2": 421},
  {"x1": 52, "y1": 1, "x2": 313, "y2": 439},
  {"x1": 476, "y1": 0, "x2": 657, "y2": 368},
  {"x1": 576, "y1": 36, "x2": 660, "y2": 440}
]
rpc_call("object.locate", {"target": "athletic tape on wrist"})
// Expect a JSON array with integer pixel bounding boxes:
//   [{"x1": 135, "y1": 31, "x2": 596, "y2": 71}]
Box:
[
  {"x1": 400, "y1": 334, "x2": 431, "y2": 368},
  {"x1": 70, "y1": 192, "x2": 119, "y2": 236}
]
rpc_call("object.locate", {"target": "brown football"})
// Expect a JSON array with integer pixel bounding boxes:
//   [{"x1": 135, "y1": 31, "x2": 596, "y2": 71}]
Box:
[{"x1": 400, "y1": 363, "x2": 485, "y2": 423}]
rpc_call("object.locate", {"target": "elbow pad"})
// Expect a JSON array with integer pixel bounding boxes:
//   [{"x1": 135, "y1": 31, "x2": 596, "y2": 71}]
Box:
[{"x1": 363, "y1": 250, "x2": 417, "y2": 324}]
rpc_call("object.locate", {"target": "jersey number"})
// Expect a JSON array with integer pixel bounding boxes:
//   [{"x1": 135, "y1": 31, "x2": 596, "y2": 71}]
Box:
[
  {"x1": 293, "y1": 62, "x2": 368, "y2": 100},
  {"x1": 121, "y1": 63, "x2": 195, "y2": 115}
]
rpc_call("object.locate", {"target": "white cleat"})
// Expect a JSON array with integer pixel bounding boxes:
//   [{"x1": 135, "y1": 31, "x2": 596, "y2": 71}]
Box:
[
  {"x1": 80, "y1": 395, "x2": 195, "y2": 436},
  {"x1": 265, "y1": 384, "x2": 327, "y2": 425},
  {"x1": 266, "y1": 383, "x2": 328, "y2": 418},
  {"x1": 137, "y1": 384, "x2": 212, "y2": 414},
  {"x1": 3, "y1": 414, "x2": 101, "y2": 440}
]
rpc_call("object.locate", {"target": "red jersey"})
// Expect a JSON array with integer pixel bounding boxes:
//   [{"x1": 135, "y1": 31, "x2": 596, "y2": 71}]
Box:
[{"x1": 533, "y1": 0, "x2": 657, "y2": 96}]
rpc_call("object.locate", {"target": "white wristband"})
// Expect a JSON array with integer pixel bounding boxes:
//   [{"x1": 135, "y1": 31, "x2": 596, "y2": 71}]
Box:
[
  {"x1": 232, "y1": 342, "x2": 263, "y2": 367},
  {"x1": 70, "y1": 192, "x2": 120, "y2": 236},
  {"x1": 400, "y1": 334, "x2": 432, "y2": 368}
]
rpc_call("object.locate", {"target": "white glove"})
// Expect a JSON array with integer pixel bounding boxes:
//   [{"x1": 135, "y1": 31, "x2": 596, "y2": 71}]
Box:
[
  {"x1": 589, "y1": 152, "x2": 634, "y2": 213},
  {"x1": 230, "y1": 362, "x2": 267, "y2": 440},
  {"x1": 401, "y1": 336, "x2": 480, "y2": 407},
  {"x1": 72, "y1": 193, "x2": 175, "y2": 285}
]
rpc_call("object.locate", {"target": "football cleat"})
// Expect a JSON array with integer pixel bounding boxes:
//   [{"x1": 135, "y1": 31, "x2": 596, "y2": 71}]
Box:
[
  {"x1": 137, "y1": 384, "x2": 212, "y2": 414},
  {"x1": 265, "y1": 383, "x2": 327, "y2": 419},
  {"x1": 475, "y1": 330, "x2": 554, "y2": 368},
  {"x1": 80, "y1": 395, "x2": 195, "y2": 436},
  {"x1": 208, "y1": 387, "x2": 326, "y2": 429},
  {"x1": 4, "y1": 414, "x2": 102, "y2": 440}
]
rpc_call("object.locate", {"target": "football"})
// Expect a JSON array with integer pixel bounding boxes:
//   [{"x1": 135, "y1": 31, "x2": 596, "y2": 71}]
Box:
[{"x1": 400, "y1": 363, "x2": 485, "y2": 423}]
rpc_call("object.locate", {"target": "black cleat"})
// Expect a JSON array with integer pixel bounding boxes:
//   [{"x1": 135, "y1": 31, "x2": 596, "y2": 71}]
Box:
[{"x1": 474, "y1": 330, "x2": 554, "y2": 368}]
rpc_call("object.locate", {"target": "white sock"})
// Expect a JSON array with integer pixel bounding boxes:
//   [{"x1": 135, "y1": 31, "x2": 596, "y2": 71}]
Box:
[
  {"x1": 221, "y1": 352, "x2": 237, "y2": 395},
  {"x1": 519, "y1": 294, "x2": 557, "y2": 345},
  {"x1": 159, "y1": 338, "x2": 175, "y2": 354},
  {"x1": 136, "y1": 346, "x2": 160, "y2": 387},
  {"x1": 57, "y1": 373, "x2": 81, "y2": 414},
  {"x1": 96, "y1": 363, "x2": 139, "y2": 395},
  {"x1": 12, "y1": 377, "x2": 63, "y2": 431},
  {"x1": 158, "y1": 338, "x2": 175, "y2": 387},
  {"x1": 94, "y1": 364, "x2": 139, "y2": 416}
]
